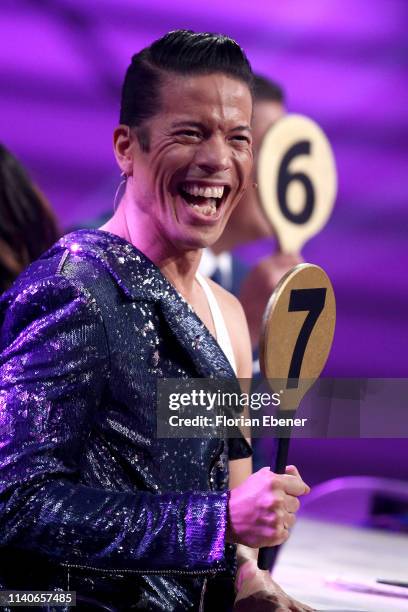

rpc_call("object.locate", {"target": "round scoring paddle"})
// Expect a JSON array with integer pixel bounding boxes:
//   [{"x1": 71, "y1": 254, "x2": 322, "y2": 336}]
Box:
[
  {"x1": 257, "y1": 114, "x2": 337, "y2": 254},
  {"x1": 257, "y1": 263, "x2": 336, "y2": 570}
]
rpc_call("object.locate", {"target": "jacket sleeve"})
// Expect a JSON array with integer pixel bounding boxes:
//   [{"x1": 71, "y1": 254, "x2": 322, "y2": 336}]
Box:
[{"x1": 0, "y1": 271, "x2": 228, "y2": 573}]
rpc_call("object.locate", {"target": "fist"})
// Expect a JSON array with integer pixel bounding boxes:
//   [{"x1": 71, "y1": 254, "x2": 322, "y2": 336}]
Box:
[{"x1": 227, "y1": 466, "x2": 310, "y2": 549}]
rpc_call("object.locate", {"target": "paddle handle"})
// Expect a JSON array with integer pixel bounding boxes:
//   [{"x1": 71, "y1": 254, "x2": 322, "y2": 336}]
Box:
[{"x1": 257, "y1": 436, "x2": 291, "y2": 570}]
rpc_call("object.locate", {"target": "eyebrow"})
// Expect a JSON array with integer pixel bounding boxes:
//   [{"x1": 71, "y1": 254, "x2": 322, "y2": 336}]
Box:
[
  {"x1": 230, "y1": 125, "x2": 252, "y2": 133},
  {"x1": 171, "y1": 121, "x2": 252, "y2": 133}
]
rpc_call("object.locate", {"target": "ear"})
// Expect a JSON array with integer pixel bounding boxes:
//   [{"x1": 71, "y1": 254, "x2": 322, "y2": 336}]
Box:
[{"x1": 113, "y1": 125, "x2": 135, "y2": 176}]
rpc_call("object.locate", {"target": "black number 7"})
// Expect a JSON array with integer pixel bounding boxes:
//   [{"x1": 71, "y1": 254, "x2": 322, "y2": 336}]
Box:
[{"x1": 287, "y1": 288, "x2": 327, "y2": 389}]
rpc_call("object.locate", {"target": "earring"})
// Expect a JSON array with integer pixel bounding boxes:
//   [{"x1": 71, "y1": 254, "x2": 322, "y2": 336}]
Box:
[
  {"x1": 252, "y1": 182, "x2": 258, "y2": 189},
  {"x1": 113, "y1": 171, "x2": 127, "y2": 212}
]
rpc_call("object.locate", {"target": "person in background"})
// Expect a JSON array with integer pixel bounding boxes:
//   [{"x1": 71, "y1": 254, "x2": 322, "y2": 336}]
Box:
[
  {"x1": 200, "y1": 75, "x2": 301, "y2": 353},
  {"x1": 199, "y1": 76, "x2": 303, "y2": 476},
  {"x1": 0, "y1": 144, "x2": 60, "y2": 294}
]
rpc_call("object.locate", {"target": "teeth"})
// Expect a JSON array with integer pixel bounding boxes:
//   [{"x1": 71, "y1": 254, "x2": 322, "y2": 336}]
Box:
[
  {"x1": 191, "y1": 200, "x2": 217, "y2": 216},
  {"x1": 181, "y1": 183, "x2": 224, "y2": 199}
]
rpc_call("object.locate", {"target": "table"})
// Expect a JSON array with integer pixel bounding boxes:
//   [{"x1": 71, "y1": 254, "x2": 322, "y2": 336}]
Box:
[{"x1": 273, "y1": 518, "x2": 408, "y2": 611}]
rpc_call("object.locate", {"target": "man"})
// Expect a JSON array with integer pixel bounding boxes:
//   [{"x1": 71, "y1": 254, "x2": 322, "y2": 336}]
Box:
[{"x1": 0, "y1": 31, "x2": 311, "y2": 611}]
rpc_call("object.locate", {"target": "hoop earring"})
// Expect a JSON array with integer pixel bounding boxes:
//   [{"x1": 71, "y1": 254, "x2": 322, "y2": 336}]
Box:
[{"x1": 113, "y1": 171, "x2": 127, "y2": 212}]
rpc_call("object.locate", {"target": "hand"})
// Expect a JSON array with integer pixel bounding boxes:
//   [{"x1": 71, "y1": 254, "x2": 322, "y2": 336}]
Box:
[
  {"x1": 239, "y1": 253, "x2": 303, "y2": 348},
  {"x1": 234, "y1": 559, "x2": 314, "y2": 611},
  {"x1": 226, "y1": 465, "x2": 310, "y2": 549}
]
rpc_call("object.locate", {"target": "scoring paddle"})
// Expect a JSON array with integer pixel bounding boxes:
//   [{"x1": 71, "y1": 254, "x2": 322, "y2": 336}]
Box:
[
  {"x1": 257, "y1": 263, "x2": 336, "y2": 571},
  {"x1": 257, "y1": 113, "x2": 337, "y2": 255}
]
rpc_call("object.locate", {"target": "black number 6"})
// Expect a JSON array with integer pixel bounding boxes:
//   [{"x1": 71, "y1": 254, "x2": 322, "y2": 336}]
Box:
[
  {"x1": 278, "y1": 141, "x2": 315, "y2": 224},
  {"x1": 287, "y1": 288, "x2": 326, "y2": 389}
]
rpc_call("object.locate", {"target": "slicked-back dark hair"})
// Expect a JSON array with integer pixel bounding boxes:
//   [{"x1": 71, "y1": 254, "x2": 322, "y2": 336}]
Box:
[
  {"x1": 253, "y1": 74, "x2": 285, "y2": 104},
  {"x1": 120, "y1": 29, "x2": 254, "y2": 134}
]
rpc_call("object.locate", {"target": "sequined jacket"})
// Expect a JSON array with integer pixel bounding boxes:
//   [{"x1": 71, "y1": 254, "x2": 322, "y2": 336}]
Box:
[{"x1": 0, "y1": 230, "x2": 251, "y2": 611}]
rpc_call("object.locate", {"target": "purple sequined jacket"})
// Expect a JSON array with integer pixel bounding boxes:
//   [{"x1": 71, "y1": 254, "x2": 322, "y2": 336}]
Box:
[{"x1": 0, "y1": 230, "x2": 251, "y2": 611}]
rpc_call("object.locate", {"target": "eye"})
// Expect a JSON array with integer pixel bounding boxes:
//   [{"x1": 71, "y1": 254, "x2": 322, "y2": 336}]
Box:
[
  {"x1": 230, "y1": 134, "x2": 251, "y2": 144},
  {"x1": 176, "y1": 130, "x2": 202, "y2": 140}
]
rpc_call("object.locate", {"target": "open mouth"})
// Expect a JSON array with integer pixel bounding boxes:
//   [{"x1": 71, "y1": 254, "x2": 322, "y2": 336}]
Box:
[{"x1": 178, "y1": 182, "x2": 230, "y2": 217}]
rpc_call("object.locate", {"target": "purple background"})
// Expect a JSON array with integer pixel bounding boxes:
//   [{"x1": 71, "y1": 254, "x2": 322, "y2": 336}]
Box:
[{"x1": 1, "y1": 1, "x2": 407, "y2": 484}]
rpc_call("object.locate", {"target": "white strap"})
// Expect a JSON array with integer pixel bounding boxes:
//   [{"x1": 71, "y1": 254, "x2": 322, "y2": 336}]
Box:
[{"x1": 195, "y1": 272, "x2": 237, "y2": 374}]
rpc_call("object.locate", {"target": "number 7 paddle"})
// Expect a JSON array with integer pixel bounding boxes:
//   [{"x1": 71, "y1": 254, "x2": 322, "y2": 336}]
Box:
[{"x1": 257, "y1": 263, "x2": 336, "y2": 570}]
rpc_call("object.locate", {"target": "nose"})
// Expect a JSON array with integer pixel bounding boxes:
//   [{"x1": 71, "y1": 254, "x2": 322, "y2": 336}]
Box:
[{"x1": 193, "y1": 135, "x2": 231, "y2": 174}]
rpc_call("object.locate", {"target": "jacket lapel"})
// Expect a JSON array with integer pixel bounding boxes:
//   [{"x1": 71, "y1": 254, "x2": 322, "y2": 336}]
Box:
[
  {"x1": 54, "y1": 230, "x2": 236, "y2": 380},
  {"x1": 158, "y1": 289, "x2": 236, "y2": 379}
]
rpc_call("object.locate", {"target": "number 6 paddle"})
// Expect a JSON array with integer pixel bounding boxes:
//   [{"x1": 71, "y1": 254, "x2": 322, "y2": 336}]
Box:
[
  {"x1": 257, "y1": 113, "x2": 337, "y2": 254},
  {"x1": 257, "y1": 263, "x2": 336, "y2": 570}
]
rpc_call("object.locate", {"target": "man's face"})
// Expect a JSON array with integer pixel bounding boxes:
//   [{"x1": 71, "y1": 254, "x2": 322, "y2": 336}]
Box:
[
  {"x1": 223, "y1": 98, "x2": 285, "y2": 242},
  {"x1": 127, "y1": 73, "x2": 253, "y2": 250}
]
